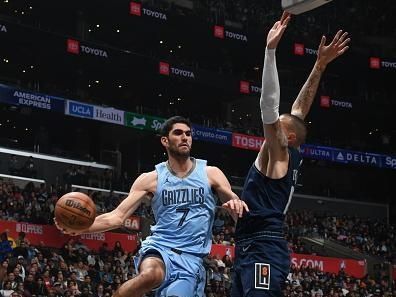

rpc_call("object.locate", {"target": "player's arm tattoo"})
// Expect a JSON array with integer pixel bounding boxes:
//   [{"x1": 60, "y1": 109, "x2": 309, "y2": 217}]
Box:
[{"x1": 291, "y1": 64, "x2": 324, "y2": 120}]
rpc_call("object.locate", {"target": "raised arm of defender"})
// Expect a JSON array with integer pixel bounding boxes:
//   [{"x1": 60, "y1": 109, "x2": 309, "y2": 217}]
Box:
[{"x1": 291, "y1": 30, "x2": 350, "y2": 119}]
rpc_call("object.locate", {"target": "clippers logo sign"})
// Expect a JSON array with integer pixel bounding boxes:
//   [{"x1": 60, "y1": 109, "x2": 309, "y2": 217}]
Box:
[
  {"x1": 293, "y1": 43, "x2": 318, "y2": 56},
  {"x1": 130, "y1": 1, "x2": 167, "y2": 20},
  {"x1": 213, "y1": 25, "x2": 248, "y2": 42},
  {"x1": 0, "y1": 24, "x2": 7, "y2": 33},
  {"x1": 320, "y1": 95, "x2": 352, "y2": 109},
  {"x1": 158, "y1": 62, "x2": 195, "y2": 79},
  {"x1": 67, "y1": 39, "x2": 108, "y2": 58},
  {"x1": 240, "y1": 81, "x2": 261, "y2": 94},
  {"x1": 370, "y1": 57, "x2": 396, "y2": 69},
  {"x1": 255, "y1": 263, "x2": 270, "y2": 290}
]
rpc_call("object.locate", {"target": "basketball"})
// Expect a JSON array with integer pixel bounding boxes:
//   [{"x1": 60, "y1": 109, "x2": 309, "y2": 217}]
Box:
[{"x1": 55, "y1": 192, "x2": 96, "y2": 231}]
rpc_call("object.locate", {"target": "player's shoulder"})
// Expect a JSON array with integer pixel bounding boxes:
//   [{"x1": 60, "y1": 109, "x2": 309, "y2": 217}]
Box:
[{"x1": 133, "y1": 170, "x2": 157, "y2": 191}]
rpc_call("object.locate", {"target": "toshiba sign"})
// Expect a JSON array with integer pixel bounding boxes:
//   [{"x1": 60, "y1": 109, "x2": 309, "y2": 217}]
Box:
[{"x1": 67, "y1": 39, "x2": 108, "y2": 58}]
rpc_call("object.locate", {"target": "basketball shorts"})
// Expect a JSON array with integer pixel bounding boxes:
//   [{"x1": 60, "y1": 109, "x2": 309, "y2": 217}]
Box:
[
  {"x1": 231, "y1": 234, "x2": 290, "y2": 297},
  {"x1": 135, "y1": 242, "x2": 206, "y2": 297}
]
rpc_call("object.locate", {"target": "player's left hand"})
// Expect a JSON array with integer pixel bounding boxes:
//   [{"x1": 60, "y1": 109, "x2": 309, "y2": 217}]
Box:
[
  {"x1": 222, "y1": 199, "x2": 249, "y2": 219},
  {"x1": 316, "y1": 30, "x2": 350, "y2": 68}
]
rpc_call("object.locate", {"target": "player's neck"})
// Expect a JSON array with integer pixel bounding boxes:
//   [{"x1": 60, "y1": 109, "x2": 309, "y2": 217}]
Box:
[{"x1": 167, "y1": 156, "x2": 194, "y2": 178}]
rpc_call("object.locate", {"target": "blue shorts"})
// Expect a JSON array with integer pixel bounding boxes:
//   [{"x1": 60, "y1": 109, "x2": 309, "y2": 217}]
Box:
[
  {"x1": 135, "y1": 242, "x2": 206, "y2": 297},
  {"x1": 231, "y1": 233, "x2": 290, "y2": 297}
]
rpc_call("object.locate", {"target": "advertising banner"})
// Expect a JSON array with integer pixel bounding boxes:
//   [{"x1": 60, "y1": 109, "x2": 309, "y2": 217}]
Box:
[
  {"x1": 369, "y1": 57, "x2": 396, "y2": 70},
  {"x1": 0, "y1": 84, "x2": 64, "y2": 112},
  {"x1": 0, "y1": 220, "x2": 137, "y2": 253},
  {"x1": 210, "y1": 245, "x2": 366, "y2": 278},
  {"x1": 123, "y1": 216, "x2": 141, "y2": 231},
  {"x1": 130, "y1": 1, "x2": 168, "y2": 21},
  {"x1": 232, "y1": 133, "x2": 264, "y2": 151},
  {"x1": 66, "y1": 39, "x2": 109, "y2": 58},
  {"x1": 291, "y1": 253, "x2": 367, "y2": 279},
  {"x1": 124, "y1": 112, "x2": 165, "y2": 132},
  {"x1": 239, "y1": 80, "x2": 261, "y2": 95},
  {"x1": 65, "y1": 100, "x2": 94, "y2": 119},
  {"x1": 93, "y1": 106, "x2": 124, "y2": 125},
  {"x1": 158, "y1": 61, "x2": 195, "y2": 79},
  {"x1": 192, "y1": 125, "x2": 232, "y2": 145},
  {"x1": 213, "y1": 25, "x2": 248, "y2": 42}
]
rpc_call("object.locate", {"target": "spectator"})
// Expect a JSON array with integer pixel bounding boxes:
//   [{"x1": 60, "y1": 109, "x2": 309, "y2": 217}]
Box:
[
  {"x1": 7, "y1": 156, "x2": 20, "y2": 176},
  {"x1": 0, "y1": 281, "x2": 14, "y2": 297},
  {"x1": 22, "y1": 157, "x2": 37, "y2": 178},
  {"x1": 0, "y1": 233, "x2": 12, "y2": 262}
]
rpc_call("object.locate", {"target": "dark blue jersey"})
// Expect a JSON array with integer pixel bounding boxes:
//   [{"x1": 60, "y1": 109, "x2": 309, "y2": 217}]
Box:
[{"x1": 236, "y1": 147, "x2": 302, "y2": 238}]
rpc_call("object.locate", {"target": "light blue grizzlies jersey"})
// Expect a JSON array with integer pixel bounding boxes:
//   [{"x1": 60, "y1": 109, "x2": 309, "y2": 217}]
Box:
[{"x1": 146, "y1": 158, "x2": 216, "y2": 256}]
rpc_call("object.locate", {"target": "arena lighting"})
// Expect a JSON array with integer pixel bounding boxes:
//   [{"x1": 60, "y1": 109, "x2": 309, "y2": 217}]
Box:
[{"x1": 282, "y1": 0, "x2": 333, "y2": 14}]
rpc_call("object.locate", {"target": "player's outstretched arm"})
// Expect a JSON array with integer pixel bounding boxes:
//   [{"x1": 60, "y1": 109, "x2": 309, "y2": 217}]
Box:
[
  {"x1": 291, "y1": 30, "x2": 350, "y2": 120},
  {"x1": 57, "y1": 171, "x2": 156, "y2": 235},
  {"x1": 207, "y1": 166, "x2": 249, "y2": 219}
]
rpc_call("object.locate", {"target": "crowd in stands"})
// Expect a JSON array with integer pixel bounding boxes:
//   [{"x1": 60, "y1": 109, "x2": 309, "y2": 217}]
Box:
[{"x1": 0, "y1": 178, "x2": 395, "y2": 296}]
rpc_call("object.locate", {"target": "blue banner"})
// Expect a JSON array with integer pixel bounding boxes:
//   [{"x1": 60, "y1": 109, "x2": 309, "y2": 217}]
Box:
[
  {"x1": 66, "y1": 100, "x2": 94, "y2": 119},
  {"x1": 300, "y1": 144, "x2": 390, "y2": 169},
  {"x1": 192, "y1": 124, "x2": 232, "y2": 145},
  {"x1": 0, "y1": 84, "x2": 64, "y2": 112}
]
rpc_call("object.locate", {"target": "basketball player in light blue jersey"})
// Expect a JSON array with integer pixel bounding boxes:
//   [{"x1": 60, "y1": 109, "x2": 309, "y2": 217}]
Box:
[{"x1": 56, "y1": 116, "x2": 249, "y2": 297}]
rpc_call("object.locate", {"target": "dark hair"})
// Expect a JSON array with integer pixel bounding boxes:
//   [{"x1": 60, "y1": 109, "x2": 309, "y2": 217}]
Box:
[
  {"x1": 281, "y1": 113, "x2": 307, "y2": 146},
  {"x1": 160, "y1": 116, "x2": 191, "y2": 137}
]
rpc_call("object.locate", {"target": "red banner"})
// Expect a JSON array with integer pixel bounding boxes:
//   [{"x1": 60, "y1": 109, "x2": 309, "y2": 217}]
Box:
[
  {"x1": 0, "y1": 220, "x2": 137, "y2": 253},
  {"x1": 393, "y1": 265, "x2": 396, "y2": 280},
  {"x1": 210, "y1": 245, "x2": 367, "y2": 278},
  {"x1": 232, "y1": 133, "x2": 264, "y2": 151}
]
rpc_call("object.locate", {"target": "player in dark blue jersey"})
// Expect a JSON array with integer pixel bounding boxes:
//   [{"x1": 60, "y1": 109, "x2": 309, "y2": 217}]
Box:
[
  {"x1": 56, "y1": 116, "x2": 249, "y2": 297},
  {"x1": 231, "y1": 12, "x2": 350, "y2": 297}
]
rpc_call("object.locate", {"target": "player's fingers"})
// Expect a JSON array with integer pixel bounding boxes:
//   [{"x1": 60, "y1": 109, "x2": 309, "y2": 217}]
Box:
[
  {"x1": 337, "y1": 46, "x2": 349, "y2": 56},
  {"x1": 330, "y1": 30, "x2": 342, "y2": 45},
  {"x1": 233, "y1": 200, "x2": 242, "y2": 217},
  {"x1": 338, "y1": 38, "x2": 351, "y2": 49},
  {"x1": 243, "y1": 201, "x2": 250, "y2": 212},
  {"x1": 336, "y1": 32, "x2": 348, "y2": 45},
  {"x1": 319, "y1": 35, "x2": 326, "y2": 48}
]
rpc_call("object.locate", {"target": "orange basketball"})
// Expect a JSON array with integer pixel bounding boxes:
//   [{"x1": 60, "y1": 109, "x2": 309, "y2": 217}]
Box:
[{"x1": 55, "y1": 192, "x2": 96, "y2": 231}]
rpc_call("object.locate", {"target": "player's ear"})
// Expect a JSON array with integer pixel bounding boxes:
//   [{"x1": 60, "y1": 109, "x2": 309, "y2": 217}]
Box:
[
  {"x1": 287, "y1": 132, "x2": 297, "y2": 145},
  {"x1": 161, "y1": 136, "x2": 169, "y2": 147}
]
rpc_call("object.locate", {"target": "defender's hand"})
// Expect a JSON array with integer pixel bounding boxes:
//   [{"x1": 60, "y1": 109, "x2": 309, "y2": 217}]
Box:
[
  {"x1": 222, "y1": 199, "x2": 249, "y2": 219},
  {"x1": 316, "y1": 30, "x2": 350, "y2": 69},
  {"x1": 267, "y1": 11, "x2": 291, "y2": 49}
]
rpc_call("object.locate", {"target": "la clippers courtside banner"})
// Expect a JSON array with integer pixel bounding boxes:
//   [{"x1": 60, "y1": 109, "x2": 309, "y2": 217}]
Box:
[
  {"x1": 158, "y1": 61, "x2": 195, "y2": 79},
  {"x1": 0, "y1": 84, "x2": 64, "y2": 112},
  {"x1": 0, "y1": 220, "x2": 137, "y2": 252},
  {"x1": 130, "y1": 1, "x2": 168, "y2": 21},
  {"x1": 213, "y1": 25, "x2": 248, "y2": 43},
  {"x1": 66, "y1": 38, "x2": 109, "y2": 58},
  {"x1": 290, "y1": 253, "x2": 367, "y2": 279},
  {"x1": 369, "y1": 56, "x2": 396, "y2": 70},
  {"x1": 192, "y1": 125, "x2": 232, "y2": 145},
  {"x1": 124, "y1": 112, "x2": 165, "y2": 132},
  {"x1": 210, "y1": 245, "x2": 366, "y2": 278}
]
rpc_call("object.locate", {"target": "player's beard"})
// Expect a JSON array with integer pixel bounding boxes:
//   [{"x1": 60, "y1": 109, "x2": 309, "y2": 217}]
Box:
[{"x1": 168, "y1": 144, "x2": 190, "y2": 159}]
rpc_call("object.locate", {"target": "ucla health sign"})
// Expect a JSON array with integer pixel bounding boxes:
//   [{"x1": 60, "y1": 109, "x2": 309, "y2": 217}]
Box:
[
  {"x1": 192, "y1": 125, "x2": 232, "y2": 145},
  {"x1": 0, "y1": 84, "x2": 64, "y2": 112},
  {"x1": 93, "y1": 106, "x2": 124, "y2": 125},
  {"x1": 65, "y1": 100, "x2": 94, "y2": 119}
]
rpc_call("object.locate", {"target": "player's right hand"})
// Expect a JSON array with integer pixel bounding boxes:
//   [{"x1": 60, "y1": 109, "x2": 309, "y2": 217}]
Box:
[
  {"x1": 53, "y1": 218, "x2": 84, "y2": 236},
  {"x1": 266, "y1": 11, "x2": 291, "y2": 49}
]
